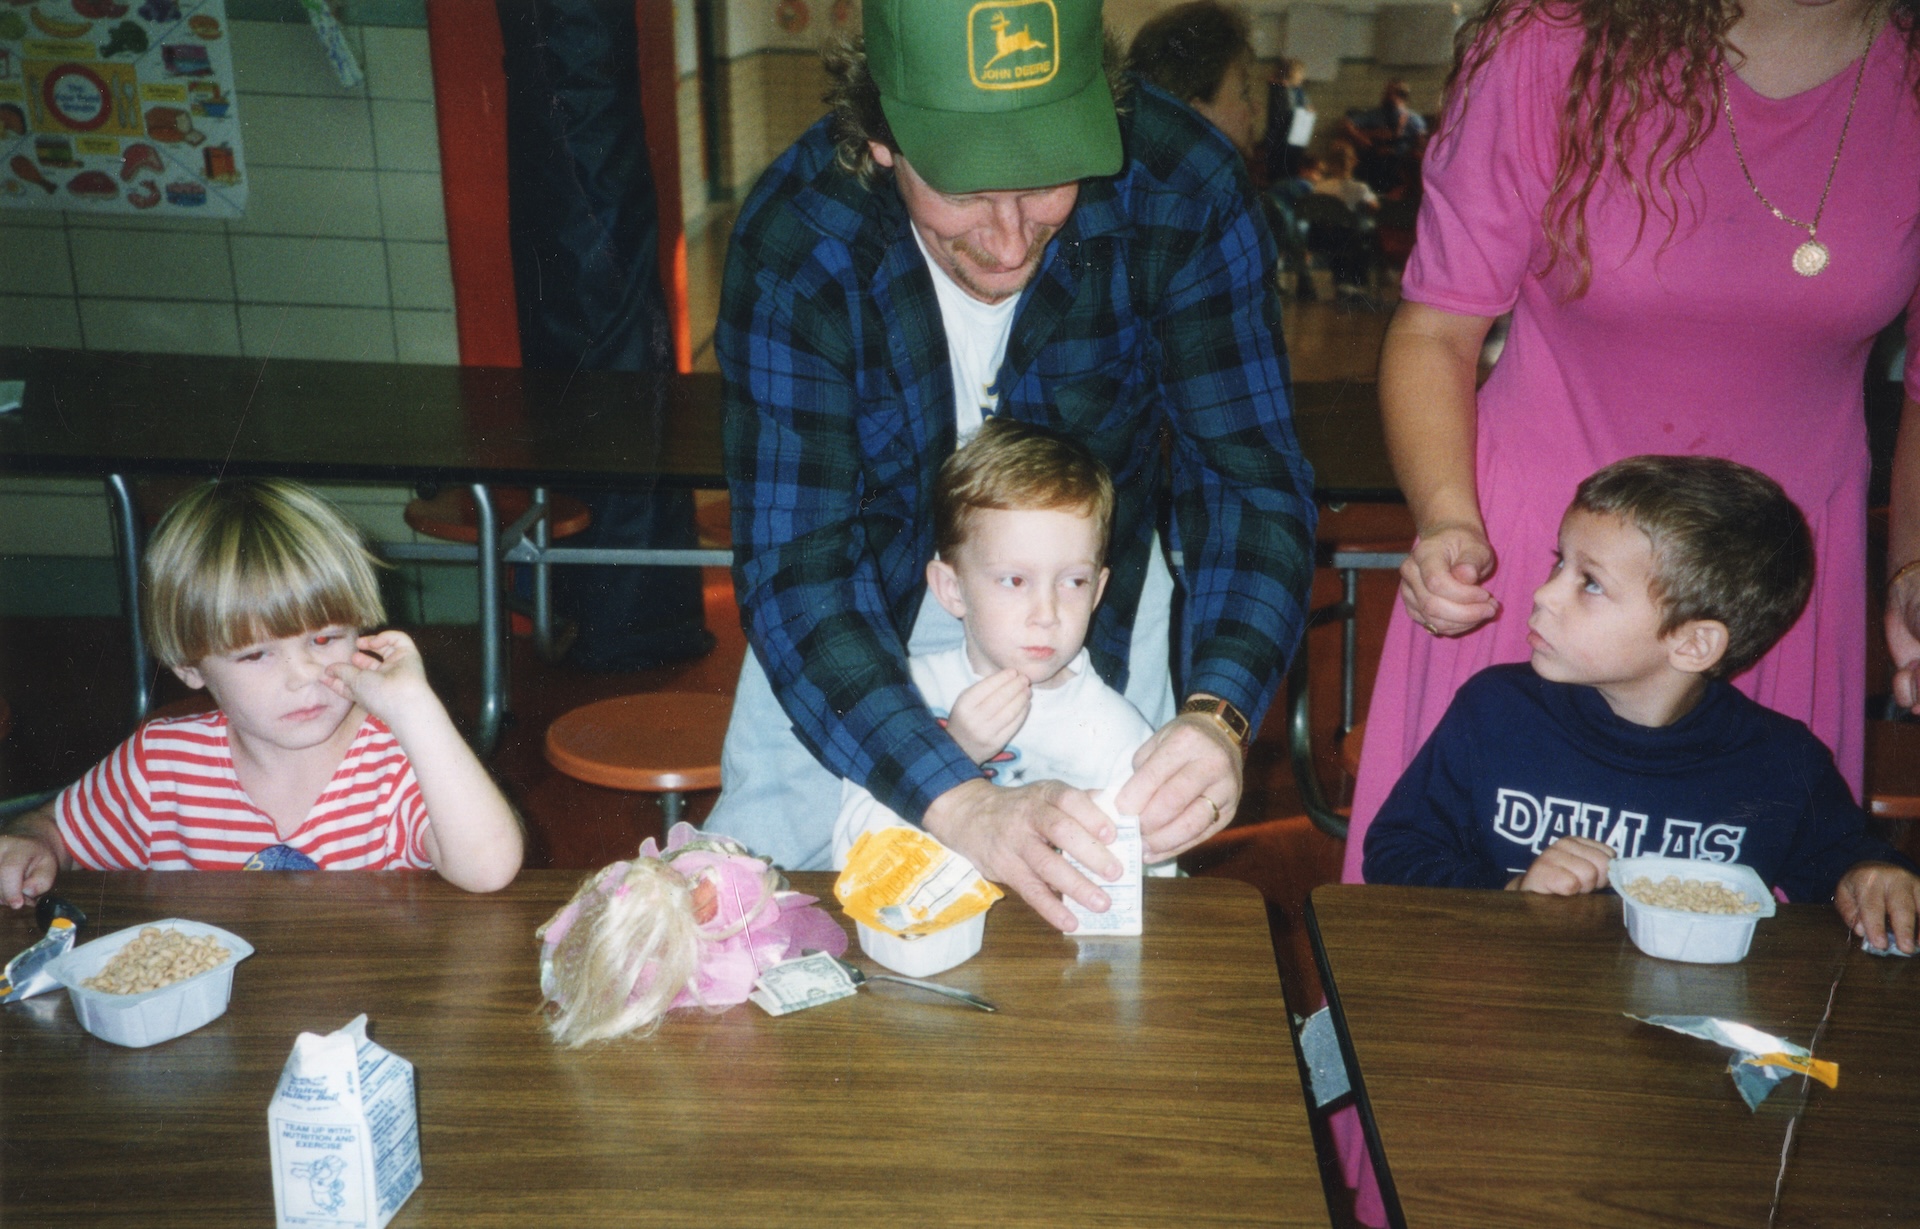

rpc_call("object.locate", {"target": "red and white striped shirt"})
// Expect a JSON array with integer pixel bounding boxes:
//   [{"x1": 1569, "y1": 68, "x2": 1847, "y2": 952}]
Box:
[{"x1": 56, "y1": 712, "x2": 433, "y2": 872}]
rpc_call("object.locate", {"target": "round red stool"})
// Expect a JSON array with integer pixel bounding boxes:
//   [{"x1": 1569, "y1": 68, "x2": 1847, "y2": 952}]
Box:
[{"x1": 544, "y1": 692, "x2": 732, "y2": 830}]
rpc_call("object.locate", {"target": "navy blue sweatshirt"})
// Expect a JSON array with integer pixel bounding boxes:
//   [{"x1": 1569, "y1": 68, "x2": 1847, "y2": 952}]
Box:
[{"x1": 1363, "y1": 665, "x2": 1909, "y2": 901}]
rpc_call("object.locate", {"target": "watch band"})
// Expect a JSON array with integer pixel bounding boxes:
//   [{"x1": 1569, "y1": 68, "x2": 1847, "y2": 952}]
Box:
[{"x1": 1179, "y1": 695, "x2": 1252, "y2": 752}]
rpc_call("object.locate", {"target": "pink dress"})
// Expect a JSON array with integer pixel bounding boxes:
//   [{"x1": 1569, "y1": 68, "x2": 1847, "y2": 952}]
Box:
[{"x1": 1344, "y1": 13, "x2": 1920, "y2": 886}]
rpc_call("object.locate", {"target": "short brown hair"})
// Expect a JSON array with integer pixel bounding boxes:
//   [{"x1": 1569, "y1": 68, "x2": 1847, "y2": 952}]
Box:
[
  {"x1": 144, "y1": 479, "x2": 386, "y2": 668},
  {"x1": 1127, "y1": 1, "x2": 1253, "y2": 108},
  {"x1": 933, "y1": 418, "x2": 1115, "y2": 564},
  {"x1": 1572, "y1": 456, "x2": 1812, "y2": 680}
]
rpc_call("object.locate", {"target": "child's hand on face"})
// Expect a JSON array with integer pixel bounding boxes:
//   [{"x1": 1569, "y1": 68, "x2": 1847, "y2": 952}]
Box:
[
  {"x1": 322, "y1": 630, "x2": 434, "y2": 728},
  {"x1": 945, "y1": 668, "x2": 1032, "y2": 765},
  {"x1": 1510, "y1": 836, "x2": 1613, "y2": 895},
  {"x1": 1836, "y1": 861, "x2": 1920, "y2": 955}
]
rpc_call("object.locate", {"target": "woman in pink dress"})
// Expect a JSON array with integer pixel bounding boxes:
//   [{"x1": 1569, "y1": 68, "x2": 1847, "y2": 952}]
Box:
[
  {"x1": 1335, "y1": 2, "x2": 1920, "y2": 1222},
  {"x1": 1347, "y1": 0, "x2": 1920, "y2": 886}
]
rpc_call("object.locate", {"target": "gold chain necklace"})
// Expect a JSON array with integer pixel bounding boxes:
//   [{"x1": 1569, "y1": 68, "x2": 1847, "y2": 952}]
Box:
[{"x1": 1717, "y1": 28, "x2": 1875, "y2": 277}]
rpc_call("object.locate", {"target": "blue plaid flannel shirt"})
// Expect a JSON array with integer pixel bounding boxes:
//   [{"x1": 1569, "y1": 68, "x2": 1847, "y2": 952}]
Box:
[{"x1": 719, "y1": 82, "x2": 1317, "y2": 825}]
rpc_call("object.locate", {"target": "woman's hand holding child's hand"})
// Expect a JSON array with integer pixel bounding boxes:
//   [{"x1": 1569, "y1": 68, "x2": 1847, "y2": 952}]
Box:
[
  {"x1": 945, "y1": 669, "x2": 1031, "y2": 765},
  {"x1": 1400, "y1": 523, "x2": 1500, "y2": 636},
  {"x1": 1510, "y1": 836, "x2": 1613, "y2": 895},
  {"x1": 1836, "y1": 861, "x2": 1920, "y2": 955},
  {"x1": 322, "y1": 631, "x2": 433, "y2": 729}
]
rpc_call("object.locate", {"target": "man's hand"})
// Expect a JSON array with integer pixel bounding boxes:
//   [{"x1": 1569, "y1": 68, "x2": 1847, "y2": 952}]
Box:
[
  {"x1": 1836, "y1": 861, "x2": 1920, "y2": 955},
  {"x1": 1115, "y1": 713, "x2": 1242, "y2": 861},
  {"x1": 1509, "y1": 836, "x2": 1612, "y2": 895},
  {"x1": 922, "y1": 777, "x2": 1119, "y2": 932},
  {"x1": 944, "y1": 668, "x2": 1031, "y2": 764}
]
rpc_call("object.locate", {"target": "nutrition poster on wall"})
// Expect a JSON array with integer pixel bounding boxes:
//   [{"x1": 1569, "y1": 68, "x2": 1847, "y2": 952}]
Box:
[{"x1": 0, "y1": 0, "x2": 246, "y2": 218}]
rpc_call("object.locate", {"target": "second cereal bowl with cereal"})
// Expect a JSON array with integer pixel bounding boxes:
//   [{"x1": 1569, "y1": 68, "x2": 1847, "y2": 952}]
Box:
[
  {"x1": 44, "y1": 919, "x2": 254, "y2": 1048},
  {"x1": 1608, "y1": 855, "x2": 1776, "y2": 964}
]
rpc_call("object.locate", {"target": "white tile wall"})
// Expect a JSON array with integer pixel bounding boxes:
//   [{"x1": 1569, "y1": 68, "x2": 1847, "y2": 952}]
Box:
[
  {"x1": 229, "y1": 20, "x2": 368, "y2": 100},
  {"x1": 232, "y1": 235, "x2": 391, "y2": 306},
  {"x1": 238, "y1": 304, "x2": 398, "y2": 362},
  {"x1": 0, "y1": 478, "x2": 115, "y2": 556},
  {"x1": 80, "y1": 299, "x2": 244, "y2": 356},
  {"x1": 370, "y1": 100, "x2": 441, "y2": 173},
  {"x1": 393, "y1": 309, "x2": 459, "y2": 365},
  {"x1": 376, "y1": 172, "x2": 447, "y2": 242},
  {"x1": 242, "y1": 94, "x2": 380, "y2": 170},
  {"x1": 229, "y1": 166, "x2": 386, "y2": 238},
  {"x1": 69, "y1": 230, "x2": 237, "y2": 301},
  {"x1": 361, "y1": 27, "x2": 437, "y2": 102},
  {"x1": 387, "y1": 241, "x2": 453, "y2": 311},
  {"x1": 0, "y1": 295, "x2": 84, "y2": 348},
  {"x1": 0, "y1": 227, "x2": 74, "y2": 296}
]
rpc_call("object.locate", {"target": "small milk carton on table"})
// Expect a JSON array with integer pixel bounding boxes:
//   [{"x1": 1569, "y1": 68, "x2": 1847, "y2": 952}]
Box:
[{"x1": 269, "y1": 1014, "x2": 422, "y2": 1229}]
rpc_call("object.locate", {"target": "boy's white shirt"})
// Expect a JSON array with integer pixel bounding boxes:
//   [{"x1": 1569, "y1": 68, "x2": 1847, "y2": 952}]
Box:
[
  {"x1": 833, "y1": 645, "x2": 1156, "y2": 868},
  {"x1": 914, "y1": 228, "x2": 1018, "y2": 443}
]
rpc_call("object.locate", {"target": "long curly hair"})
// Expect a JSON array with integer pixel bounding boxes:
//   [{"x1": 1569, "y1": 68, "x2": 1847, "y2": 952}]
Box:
[{"x1": 1447, "y1": 1, "x2": 1919, "y2": 296}]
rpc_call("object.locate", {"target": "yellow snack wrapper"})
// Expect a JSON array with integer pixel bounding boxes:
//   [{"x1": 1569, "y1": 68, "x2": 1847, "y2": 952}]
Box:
[
  {"x1": 835, "y1": 827, "x2": 1003, "y2": 937},
  {"x1": 1745, "y1": 1052, "x2": 1840, "y2": 1089}
]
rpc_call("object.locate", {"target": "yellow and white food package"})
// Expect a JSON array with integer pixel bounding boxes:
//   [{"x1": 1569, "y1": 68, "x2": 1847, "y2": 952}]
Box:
[
  {"x1": 269, "y1": 1014, "x2": 421, "y2": 1229},
  {"x1": 1062, "y1": 788, "x2": 1143, "y2": 937},
  {"x1": 835, "y1": 826, "x2": 1003, "y2": 976}
]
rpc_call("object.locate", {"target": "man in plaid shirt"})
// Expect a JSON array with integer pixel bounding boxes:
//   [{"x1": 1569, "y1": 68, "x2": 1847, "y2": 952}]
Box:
[{"x1": 706, "y1": 0, "x2": 1315, "y2": 930}]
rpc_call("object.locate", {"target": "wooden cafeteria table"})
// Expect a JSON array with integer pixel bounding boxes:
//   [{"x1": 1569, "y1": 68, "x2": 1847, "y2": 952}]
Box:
[
  {"x1": 1308, "y1": 885, "x2": 1919, "y2": 1229},
  {"x1": 2, "y1": 871, "x2": 1328, "y2": 1227}
]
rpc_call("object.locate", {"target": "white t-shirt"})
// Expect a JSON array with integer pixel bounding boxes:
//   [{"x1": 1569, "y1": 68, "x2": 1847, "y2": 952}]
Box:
[
  {"x1": 914, "y1": 228, "x2": 1019, "y2": 442},
  {"x1": 833, "y1": 645, "x2": 1156, "y2": 867}
]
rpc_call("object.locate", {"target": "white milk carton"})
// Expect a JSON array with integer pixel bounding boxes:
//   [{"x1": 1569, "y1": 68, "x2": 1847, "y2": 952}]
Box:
[
  {"x1": 268, "y1": 1014, "x2": 422, "y2": 1229},
  {"x1": 1065, "y1": 789, "x2": 1144, "y2": 937}
]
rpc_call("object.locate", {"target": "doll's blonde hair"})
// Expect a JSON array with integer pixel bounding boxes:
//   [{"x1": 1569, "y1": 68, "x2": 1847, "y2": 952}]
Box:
[{"x1": 538, "y1": 838, "x2": 786, "y2": 1046}]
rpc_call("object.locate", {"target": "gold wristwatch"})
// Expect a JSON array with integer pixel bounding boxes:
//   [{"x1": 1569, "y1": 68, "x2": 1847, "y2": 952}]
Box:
[{"x1": 1178, "y1": 694, "x2": 1252, "y2": 753}]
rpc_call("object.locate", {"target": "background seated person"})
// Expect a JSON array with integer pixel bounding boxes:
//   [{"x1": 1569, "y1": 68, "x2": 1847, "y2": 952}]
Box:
[{"x1": 1339, "y1": 78, "x2": 1427, "y2": 196}]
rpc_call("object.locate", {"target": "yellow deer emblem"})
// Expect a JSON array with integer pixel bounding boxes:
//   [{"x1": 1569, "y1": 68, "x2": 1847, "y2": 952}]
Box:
[{"x1": 982, "y1": 11, "x2": 1048, "y2": 70}]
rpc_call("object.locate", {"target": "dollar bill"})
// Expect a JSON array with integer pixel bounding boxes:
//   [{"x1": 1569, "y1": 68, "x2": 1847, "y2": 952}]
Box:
[{"x1": 749, "y1": 953, "x2": 859, "y2": 1016}]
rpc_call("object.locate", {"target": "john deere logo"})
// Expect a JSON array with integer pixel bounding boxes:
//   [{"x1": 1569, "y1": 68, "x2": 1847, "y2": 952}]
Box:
[{"x1": 968, "y1": 1, "x2": 1058, "y2": 90}]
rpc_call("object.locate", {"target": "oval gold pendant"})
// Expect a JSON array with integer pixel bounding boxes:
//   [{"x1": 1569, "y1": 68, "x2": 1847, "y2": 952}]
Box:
[{"x1": 1792, "y1": 239, "x2": 1830, "y2": 277}]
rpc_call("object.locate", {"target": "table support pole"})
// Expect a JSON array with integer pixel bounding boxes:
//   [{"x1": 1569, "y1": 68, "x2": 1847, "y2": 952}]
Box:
[
  {"x1": 472, "y1": 483, "x2": 505, "y2": 756},
  {"x1": 105, "y1": 473, "x2": 152, "y2": 728},
  {"x1": 532, "y1": 486, "x2": 556, "y2": 661}
]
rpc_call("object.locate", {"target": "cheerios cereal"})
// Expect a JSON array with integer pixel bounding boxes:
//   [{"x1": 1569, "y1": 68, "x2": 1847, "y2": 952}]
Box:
[
  {"x1": 83, "y1": 927, "x2": 231, "y2": 995},
  {"x1": 1624, "y1": 875, "x2": 1760, "y2": 915}
]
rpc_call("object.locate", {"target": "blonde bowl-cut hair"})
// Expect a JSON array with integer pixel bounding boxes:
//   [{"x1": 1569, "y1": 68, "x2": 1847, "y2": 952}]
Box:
[
  {"x1": 933, "y1": 417, "x2": 1116, "y2": 565},
  {"x1": 143, "y1": 479, "x2": 386, "y2": 668}
]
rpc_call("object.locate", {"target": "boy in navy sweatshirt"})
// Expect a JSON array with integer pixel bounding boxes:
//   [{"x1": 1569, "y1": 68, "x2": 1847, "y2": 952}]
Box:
[{"x1": 1364, "y1": 456, "x2": 1920, "y2": 953}]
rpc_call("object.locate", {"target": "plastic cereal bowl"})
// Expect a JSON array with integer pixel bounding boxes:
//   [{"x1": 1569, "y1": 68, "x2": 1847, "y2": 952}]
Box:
[
  {"x1": 856, "y1": 914, "x2": 985, "y2": 977},
  {"x1": 44, "y1": 918, "x2": 253, "y2": 1048},
  {"x1": 1609, "y1": 856, "x2": 1775, "y2": 964}
]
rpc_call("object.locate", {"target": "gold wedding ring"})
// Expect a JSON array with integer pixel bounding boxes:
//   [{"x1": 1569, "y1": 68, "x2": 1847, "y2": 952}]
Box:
[{"x1": 1202, "y1": 796, "x2": 1220, "y2": 823}]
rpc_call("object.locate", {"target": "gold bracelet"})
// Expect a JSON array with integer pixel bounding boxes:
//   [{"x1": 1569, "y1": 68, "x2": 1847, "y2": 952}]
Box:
[{"x1": 1893, "y1": 559, "x2": 1920, "y2": 590}]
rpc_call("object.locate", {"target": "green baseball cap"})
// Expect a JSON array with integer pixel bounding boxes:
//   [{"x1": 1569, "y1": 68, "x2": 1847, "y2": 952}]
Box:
[{"x1": 865, "y1": 0, "x2": 1122, "y2": 194}]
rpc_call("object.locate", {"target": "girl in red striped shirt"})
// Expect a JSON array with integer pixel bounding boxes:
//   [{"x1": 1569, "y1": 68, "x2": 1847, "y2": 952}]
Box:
[{"x1": 0, "y1": 480, "x2": 523, "y2": 904}]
